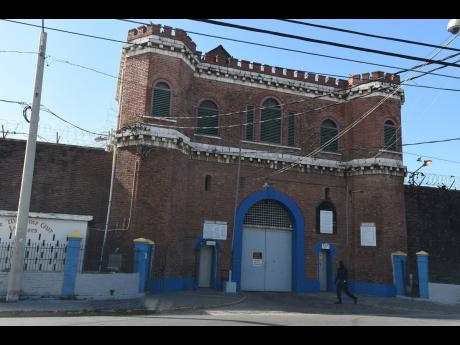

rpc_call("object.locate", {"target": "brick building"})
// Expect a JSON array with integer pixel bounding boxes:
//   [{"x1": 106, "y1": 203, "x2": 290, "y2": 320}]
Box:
[{"x1": 103, "y1": 23, "x2": 408, "y2": 296}]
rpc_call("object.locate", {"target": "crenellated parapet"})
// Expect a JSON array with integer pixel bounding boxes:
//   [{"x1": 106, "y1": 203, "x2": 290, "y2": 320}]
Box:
[
  {"x1": 122, "y1": 23, "x2": 403, "y2": 102},
  {"x1": 128, "y1": 24, "x2": 197, "y2": 53},
  {"x1": 348, "y1": 71, "x2": 401, "y2": 85}
]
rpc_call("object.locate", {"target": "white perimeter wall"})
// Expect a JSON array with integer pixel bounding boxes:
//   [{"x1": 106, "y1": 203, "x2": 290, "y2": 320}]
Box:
[
  {"x1": 0, "y1": 272, "x2": 141, "y2": 299},
  {"x1": 429, "y1": 283, "x2": 460, "y2": 304},
  {"x1": 0, "y1": 272, "x2": 63, "y2": 297},
  {"x1": 75, "y1": 273, "x2": 141, "y2": 299}
]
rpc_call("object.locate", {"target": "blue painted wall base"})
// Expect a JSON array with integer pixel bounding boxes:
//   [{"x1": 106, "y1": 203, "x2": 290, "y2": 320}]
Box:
[
  {"x1": 348, "y1": 282, "x2": 396, "y2": 297},
  {"x1": 148, "y1": 277, "x2": 195, "y2": 293},
  {"x1": 146, "y1": 276, "x2": 396, "y2": 297}
]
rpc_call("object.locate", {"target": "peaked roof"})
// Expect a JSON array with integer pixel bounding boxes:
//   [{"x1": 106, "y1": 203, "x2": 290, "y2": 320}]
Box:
[{"x1": 206, "y1": 45, "x2": 231, "y2": 59}]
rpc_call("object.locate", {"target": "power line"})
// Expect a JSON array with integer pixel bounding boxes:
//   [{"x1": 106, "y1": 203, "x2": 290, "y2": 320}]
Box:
[
  {"x1": 267, "y1": 36, "x2": 460, "y2": 178},
  {"x1": 4, "y1": 18, "x2": 460, "y2": 85},
  {"x1": 190, "y1": 19, "x2": 460, "y2": 69},
  {"x1": 0, "y1": 50, "x2": 38, "y2": 55},
  {"x1": 402, "y1": 137, "x2": 460, "y2": 146},
  {"x1": 403, "y1": 151, "x2": 460, "y2": 165},
  {"x1": 0, "y1": 19, "x2": 129, "y2": 45},
  {"x1": 280, "y1": 19, "x2": 460, "y2": 54},
  {"x1": 40, "y1": 106, "x2": 107, "y2": 137},
  {"x1": 120, "y1": 19, "x2": 460, "y2": 82},
  {"x1": 0, "y1": 99, "x2": 107, "y2": 137},
  {"x1": 120, "y1": 46, "x2": 460, "y2": 131},
  {"x1": 3, "y1": 22, "x2": 460, "y2": 155},
  {"x1": 0, "y1": 98, "x2": 28, "y2": 105}
]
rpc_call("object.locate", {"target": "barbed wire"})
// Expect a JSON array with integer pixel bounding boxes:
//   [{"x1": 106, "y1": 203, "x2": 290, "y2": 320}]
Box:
[
  {"x1": 0, "y1": 121, "x2": 108, "y2": 148},
  {"x1": 405, "y1": 172, "x2": 460, "y2": 190}
]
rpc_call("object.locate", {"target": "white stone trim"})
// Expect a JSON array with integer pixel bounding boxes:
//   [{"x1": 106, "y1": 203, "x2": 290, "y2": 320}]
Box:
[
  {"x1": 0, "y1": 211, "x2": 93, "y2": 222},
  {"x1": 194, "y1": 72, "x2": 342, "y2": 102},
  {"x1": 194, "y1": 133, "x2": 222, "y2": 140},
  {"x1": 142, "y1": 115, "x2": 177, "y2": 123},
  {"x1": 319, "y1": 151, "x2": 342, "y2": 156},
  {"x1": 126, "y1": 46, "x2": 196, "y2": 71},
  {"x1": 378, "y1": 149, "x2": 402, "y2": 155},
  {"x1": 116, "y1": 126, "x2": 405, "y2": 171},
  {"x1": 346, "y1": 157, "x2": 404, "y2": 169},
  {"x1": 241, "y1": 140, "x2": 301, "y2": 151}
]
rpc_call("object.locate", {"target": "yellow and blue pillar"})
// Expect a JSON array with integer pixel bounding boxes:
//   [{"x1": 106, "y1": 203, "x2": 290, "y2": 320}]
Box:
[
  {"x1": 62, "y1": 232, "x2": 82, "y2": 297},
  {"x1": 416, "y1": 251, "x2": 429, "y2": 299},
  {"x1": 133, "y1": 238, "x2": 155, "y2": 293},
  {"x1": 392, "y1": 251, "x2": 407, "y2": 296}
]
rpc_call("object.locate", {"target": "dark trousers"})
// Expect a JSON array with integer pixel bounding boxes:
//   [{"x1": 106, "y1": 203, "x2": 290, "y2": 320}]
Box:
[{"x1": 336, "y1": 281, "x2": 356, "y2": 302}]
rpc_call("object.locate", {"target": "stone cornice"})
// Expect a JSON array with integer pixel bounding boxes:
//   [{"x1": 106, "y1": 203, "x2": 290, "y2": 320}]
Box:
[{"x1": 114, "y1": 125, "x2": 406, "y2": 178}]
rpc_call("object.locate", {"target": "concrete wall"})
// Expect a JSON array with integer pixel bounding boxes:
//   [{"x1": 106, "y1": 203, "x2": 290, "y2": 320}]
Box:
[
  {"x1": 429, "y1": 283, "x2": 460, "y2": 305},
  {"x1": 75, "y1": 272, "x2": 140, "y2": 299},
  {"x1": 0, "y1": 272, "x2": 63, "y2": 297}
]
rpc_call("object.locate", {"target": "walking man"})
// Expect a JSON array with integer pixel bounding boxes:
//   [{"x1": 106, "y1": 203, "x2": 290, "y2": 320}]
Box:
[{"x1": 335, "y1": 261, "x2": 358, "y2": 304}]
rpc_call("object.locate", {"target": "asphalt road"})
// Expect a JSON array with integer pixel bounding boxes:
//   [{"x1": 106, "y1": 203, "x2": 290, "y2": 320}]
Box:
[
  {"x1": 1, "y1": 292, "x2": 459, "y2": 325},
  {"x1": 0, "y1": 310, "x2": 459, "y2": 326}
]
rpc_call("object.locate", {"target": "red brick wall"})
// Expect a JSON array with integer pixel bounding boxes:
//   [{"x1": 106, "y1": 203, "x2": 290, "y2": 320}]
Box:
[
  {"x1": 109, "y1": 144, "x2": 406, "y2": 285},
  {"x1": 119, "y1": 51, "x2": 403, "y2": 162},
  {"x1": 405, "y1": 186, "x2": 460, "y2": 284},
  {"x1": 0, "y1": 139, "x2": 113, "y2": 269},
  {"x1": 0, "y1": 139, "x2": 111, "y2": 223},
  {"x1": 112, "y1": 40, "x2": 407, "y2": 286}
]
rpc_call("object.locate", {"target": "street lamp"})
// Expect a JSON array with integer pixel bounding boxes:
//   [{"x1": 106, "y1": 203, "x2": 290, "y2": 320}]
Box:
[
  {"x1": 447, "y1": 19, "x2": 460, "y2": 34},
  {"x1": 409, "y1": 159, "x2": 432, "y2": 185}
]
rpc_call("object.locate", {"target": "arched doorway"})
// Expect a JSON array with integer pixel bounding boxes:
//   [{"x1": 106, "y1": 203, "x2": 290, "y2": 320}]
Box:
[
  {"x1": 241, "y1": 200, "x2": 293, "y2": 291},
  {"x1": 232, "y1": 187, "x2": 305, "y2": 292}
]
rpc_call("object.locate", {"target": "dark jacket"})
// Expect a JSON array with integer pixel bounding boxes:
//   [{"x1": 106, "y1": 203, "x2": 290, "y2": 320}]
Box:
[{"x1": 335, "y1": 264, "x2": 348, "y2": 284}]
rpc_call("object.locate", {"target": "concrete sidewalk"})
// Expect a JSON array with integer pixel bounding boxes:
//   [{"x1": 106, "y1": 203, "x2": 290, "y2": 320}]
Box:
[{"x1": 0, "y1": 290, "x2": 246, "y2": 317}]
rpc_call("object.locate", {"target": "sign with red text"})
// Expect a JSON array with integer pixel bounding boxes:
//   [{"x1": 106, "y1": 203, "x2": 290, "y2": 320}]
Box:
[{"x1": 0, "y1": 211, "x2": 92, "y2": 245}]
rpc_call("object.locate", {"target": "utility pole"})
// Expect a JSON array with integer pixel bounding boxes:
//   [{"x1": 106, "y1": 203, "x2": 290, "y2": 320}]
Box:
[
  {"x1": 225, "y1": 118, "x2": 244, "y2": 293},
  {"x1": 6, "y1": 21, "x2": 47, "y2": 302},
  {"x1": 99, "y1": 130, "x2": 116, "y2": 272}
]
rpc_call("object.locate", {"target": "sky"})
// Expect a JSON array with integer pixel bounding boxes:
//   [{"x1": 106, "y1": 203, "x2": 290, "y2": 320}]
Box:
[{"x1": 0, "y1": 19, "x2": 459, "y2": 186}]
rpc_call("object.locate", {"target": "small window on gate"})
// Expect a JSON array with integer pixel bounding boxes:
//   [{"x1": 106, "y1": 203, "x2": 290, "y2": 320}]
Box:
[{"x1": 205, "y1": 175, "x2": 212, "y2": 191}]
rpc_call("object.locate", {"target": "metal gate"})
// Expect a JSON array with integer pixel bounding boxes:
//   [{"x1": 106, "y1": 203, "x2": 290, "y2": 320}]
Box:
[{"x1": 241, "y1": 200, "x2": 293, "y2": 291}]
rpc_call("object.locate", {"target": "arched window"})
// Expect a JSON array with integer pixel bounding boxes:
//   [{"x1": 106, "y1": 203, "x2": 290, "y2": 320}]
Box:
[
  {"x1": 316, "y1": 200, "x2": 337, "y2": 234},
  {"x1": 320, "y1": 119, "x2": 338, "y2": 153},
  {"x1": 197, "y1": 100, "x2": 219, "y2": 137},
  {"x1": 260, "y1": 98, "x2": 281, "y2": 144},
  {"x1": 151, "y1": 82, "x2": 171, "y2": 117},
  {"x1": 384, "y1": 120, "x2": 397, "y2": 151}
]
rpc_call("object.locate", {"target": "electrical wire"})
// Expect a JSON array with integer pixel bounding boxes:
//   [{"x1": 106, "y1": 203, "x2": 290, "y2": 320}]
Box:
[
  {"x1": 268, "y1": 34, "x2": 460, "y2": 178},
  {"x1": 279, "y1": 19, "x2": 460, "y2": 53},
  {"x1": 119, "y1": 19, "x2": 460, "y2": 82},
  {"x1": 402, "y1": 137, "x2": 460, "y2": 146},
  {"x1": 0, "y1": 99, "x2": 108, "y2": 137},
  {"x1": 3, "y1": 18, "x2": 460, "y2": 85},
  {"x1": 191, "y1": 19, "x2": 460, "y2": 68},
  {"x1": 0, "y1": 19, "x2": 129, "y2": 45}
]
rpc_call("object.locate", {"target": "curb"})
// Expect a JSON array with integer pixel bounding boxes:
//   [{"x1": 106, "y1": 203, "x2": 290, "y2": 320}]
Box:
[{"x1": 0, "y1": 294, "x2": 247, "y2": 318}]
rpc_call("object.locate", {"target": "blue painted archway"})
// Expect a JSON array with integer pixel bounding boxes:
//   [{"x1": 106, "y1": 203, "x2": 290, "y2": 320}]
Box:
[{"x1": 231, "y1": 187, "x2": 305, "y2": 292}]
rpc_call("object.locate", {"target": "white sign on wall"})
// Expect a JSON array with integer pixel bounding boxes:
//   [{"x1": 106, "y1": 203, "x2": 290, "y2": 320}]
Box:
[
  {"x1": 0, "y1": 210, "x2": 92, "y2": 246},
  {"x1": 360, "y1": 223, "x2": 377, "y2": 247},
  {"x1": 320, "y1": 210, "x2": 333, "y2": 234},
  {"x1": 203, "y1": 221, "x2": 227, "y2": 240}
]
